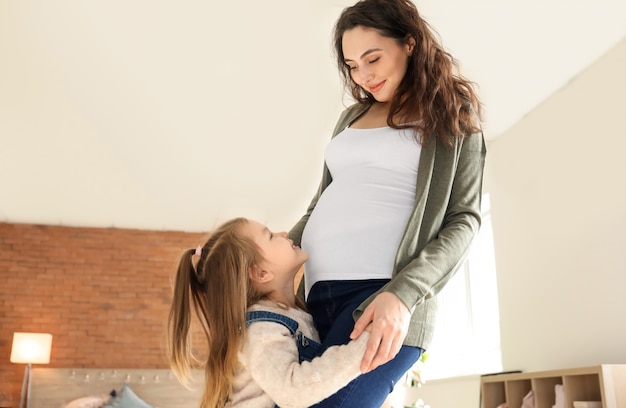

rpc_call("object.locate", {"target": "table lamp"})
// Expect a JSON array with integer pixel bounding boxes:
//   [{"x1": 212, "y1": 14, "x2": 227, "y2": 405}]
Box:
[{"x1": 10, "y1": 332, "x2": 53, "y2": 408}]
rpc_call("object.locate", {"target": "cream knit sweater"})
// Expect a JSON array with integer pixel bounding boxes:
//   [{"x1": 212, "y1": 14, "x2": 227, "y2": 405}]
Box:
[{"x1": 228, "y1": 299, "x2": 369, "y2": 408}]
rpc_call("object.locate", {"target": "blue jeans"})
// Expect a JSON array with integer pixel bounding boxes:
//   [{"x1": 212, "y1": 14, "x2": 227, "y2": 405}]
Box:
[{"x1": 307, "y1": 280, "x2": 423, "y2": 408}]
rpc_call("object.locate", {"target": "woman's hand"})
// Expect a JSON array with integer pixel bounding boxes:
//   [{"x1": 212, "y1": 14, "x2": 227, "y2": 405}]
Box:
[{"x1": 350, "y1": 292, "x2": 411, "y2": 373}]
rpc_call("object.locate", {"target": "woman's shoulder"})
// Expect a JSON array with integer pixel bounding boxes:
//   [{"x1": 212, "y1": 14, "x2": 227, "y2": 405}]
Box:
[
  {"x1": 458, "y1": 130, "x2": 486, "y2": 154},
  {"x1": 332, "y1": 103, "x2": 370, "y2": 136},
  {"x1": 339, "y1": 102, "x2": 369, "y2": 121}
]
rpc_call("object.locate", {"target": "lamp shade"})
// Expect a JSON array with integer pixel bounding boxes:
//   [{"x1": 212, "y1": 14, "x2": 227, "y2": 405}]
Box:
[{"x1": 10, "y1": 332, "x2": 53, "y2": 364}]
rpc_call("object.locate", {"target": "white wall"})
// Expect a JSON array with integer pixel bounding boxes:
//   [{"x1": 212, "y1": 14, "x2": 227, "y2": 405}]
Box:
[
  {"x1": 409, "y1": 375, "x2": 481, "y2": 408},
  {"x1": 0, "y1": 1, "x2": 345, "y2": 231},
  {"x1": 414, "y1": 37, "x2": 626, "y2": 408},
  {"x1": 486, "y1": 37, "x2": 626, "y2": 372},
  {"x1": 2, "y1": 1, "x2": 625, "y2": 232}
]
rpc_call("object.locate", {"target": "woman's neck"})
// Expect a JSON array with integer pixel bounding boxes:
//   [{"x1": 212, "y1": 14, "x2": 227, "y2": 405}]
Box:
[{"x1": 351, "y1": 102, "x2": 416, "y2": 129}]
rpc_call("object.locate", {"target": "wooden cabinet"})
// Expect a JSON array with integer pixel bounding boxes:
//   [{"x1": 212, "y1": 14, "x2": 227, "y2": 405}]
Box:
[{"x1": 480, "y1": 365, "x2": 626, "y2": 408}]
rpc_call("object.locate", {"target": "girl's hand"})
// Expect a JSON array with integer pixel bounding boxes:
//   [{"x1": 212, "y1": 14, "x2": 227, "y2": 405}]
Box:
[{"x1": 350, "y1": 292, "x2": 410, "y2": 373}]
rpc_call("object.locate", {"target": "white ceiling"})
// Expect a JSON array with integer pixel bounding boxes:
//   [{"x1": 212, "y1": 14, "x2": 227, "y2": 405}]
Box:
[{"x1": 1, "y1": 1, "x2": 625, "y2": 233}]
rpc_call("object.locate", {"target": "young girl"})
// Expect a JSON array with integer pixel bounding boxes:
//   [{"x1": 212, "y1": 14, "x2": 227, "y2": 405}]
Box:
[{"x1": 167, "y1": 217, "x2": 370, "y2": 408}]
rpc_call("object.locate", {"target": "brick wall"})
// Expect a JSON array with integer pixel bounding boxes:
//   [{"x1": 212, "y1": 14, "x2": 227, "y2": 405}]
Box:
[{"x1": 0, "y1": 222, "x2": 205, "y2": 405}]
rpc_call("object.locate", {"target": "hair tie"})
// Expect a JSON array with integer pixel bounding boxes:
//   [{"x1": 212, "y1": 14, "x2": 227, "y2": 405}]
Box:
[
  {"x1": 190, "y1": 246, "x2": 203, "y2": 278},
  {"x1": 191, "y1": 245, "x2": 202, "y2": 266}
]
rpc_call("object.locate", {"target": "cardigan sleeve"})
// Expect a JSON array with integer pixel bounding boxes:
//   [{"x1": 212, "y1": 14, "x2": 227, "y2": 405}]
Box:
[
  {"x1": 380, "y1": 131, "x2": 487, "y2": 311},
  {"x1": 239, "y1": 321, "x2": 369, "y2": 408}
]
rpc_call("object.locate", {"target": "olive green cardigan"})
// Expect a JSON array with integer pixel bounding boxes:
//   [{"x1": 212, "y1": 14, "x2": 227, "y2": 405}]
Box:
[{"x1": 289, "y1": 103, "x2": 486, "y2": 349}]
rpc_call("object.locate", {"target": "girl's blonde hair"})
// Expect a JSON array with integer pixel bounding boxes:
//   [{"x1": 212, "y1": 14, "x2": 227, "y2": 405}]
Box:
[{"x1": 167, "y1": 217, "x2": 263, "y2": 408}]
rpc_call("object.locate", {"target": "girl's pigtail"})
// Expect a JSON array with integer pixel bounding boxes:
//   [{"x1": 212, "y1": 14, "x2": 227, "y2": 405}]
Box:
[
  {"x1": 167, "y1": 218, "x2": 261, "y2": 408},
  {"x1": 167, "y1": 247, "x2": 200, "y2": 388}
]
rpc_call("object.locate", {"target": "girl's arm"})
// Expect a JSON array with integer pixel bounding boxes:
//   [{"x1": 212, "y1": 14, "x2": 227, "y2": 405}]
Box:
[{"x1": 240, "y1": 322, "x2": 369, "y2": 408}]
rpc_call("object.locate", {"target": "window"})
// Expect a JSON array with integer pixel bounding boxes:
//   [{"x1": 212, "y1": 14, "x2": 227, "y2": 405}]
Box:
[{"x1": 422, "y1": 194, "x2": 502, "y2": 380}]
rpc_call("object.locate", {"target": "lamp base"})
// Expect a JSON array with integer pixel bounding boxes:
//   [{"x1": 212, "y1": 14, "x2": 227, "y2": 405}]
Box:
[{"x1": 18, "y1": 363, "x2": 31, "y2": 408}]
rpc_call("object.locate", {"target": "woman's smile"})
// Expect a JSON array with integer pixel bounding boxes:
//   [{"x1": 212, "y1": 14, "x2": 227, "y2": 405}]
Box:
[{"x1": 369, "y1": 80, "x2": 385, "y2": 93}]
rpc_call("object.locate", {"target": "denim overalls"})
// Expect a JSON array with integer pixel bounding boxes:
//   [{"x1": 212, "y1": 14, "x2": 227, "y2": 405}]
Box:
[
  {"x1": 245, "y1": 310, "x2": 326, "y2": 408},
  {"x1": 245, "y1": 310, "x2": 325, "y2": 363}
]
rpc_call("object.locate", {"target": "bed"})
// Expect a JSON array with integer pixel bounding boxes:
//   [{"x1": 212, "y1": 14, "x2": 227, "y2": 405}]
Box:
[{"x1": 30, "y1": 368, "x2": 204, "y2": 408}]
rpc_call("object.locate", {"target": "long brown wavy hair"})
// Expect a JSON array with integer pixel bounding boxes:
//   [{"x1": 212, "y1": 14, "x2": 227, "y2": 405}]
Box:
[
  {"x1": 334, "y1": 0, "x2": 483, "y2": 147},
  {"x1": 167, "y1": 217, "x2": 263, "y2": 408}
]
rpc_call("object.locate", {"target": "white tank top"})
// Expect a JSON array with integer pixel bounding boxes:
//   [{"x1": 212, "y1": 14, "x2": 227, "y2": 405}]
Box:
[{"x1": 301, "y1": 126, "x2": 421, "y2": 297}]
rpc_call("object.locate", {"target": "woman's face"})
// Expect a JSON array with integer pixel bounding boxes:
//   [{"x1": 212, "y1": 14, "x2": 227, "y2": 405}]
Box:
[{"x1": 342, "y1": 26, "x2": 413, "y2": 103}]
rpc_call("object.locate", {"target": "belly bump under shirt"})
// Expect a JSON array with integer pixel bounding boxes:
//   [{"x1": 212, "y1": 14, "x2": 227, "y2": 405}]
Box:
[{"x1": 301, "y1": 126, "x2": 422, "y2": 298}]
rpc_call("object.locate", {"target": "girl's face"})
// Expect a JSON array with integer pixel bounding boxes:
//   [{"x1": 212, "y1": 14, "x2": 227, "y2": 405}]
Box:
[
  {"x1": 342, "y1": 26, "x2": 413, "y2": 103},
  {"x1": 244, "y1": 220, "x2": 308, "y2": 280}
]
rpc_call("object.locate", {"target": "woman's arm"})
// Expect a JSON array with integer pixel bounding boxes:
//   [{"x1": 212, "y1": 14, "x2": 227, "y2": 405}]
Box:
[
  {"x1": 353, "y1": 131, "x2": 487, "y2": 371},
  {"x1": 384, "y1": 131, "x2": 486, "y2": 309}
]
